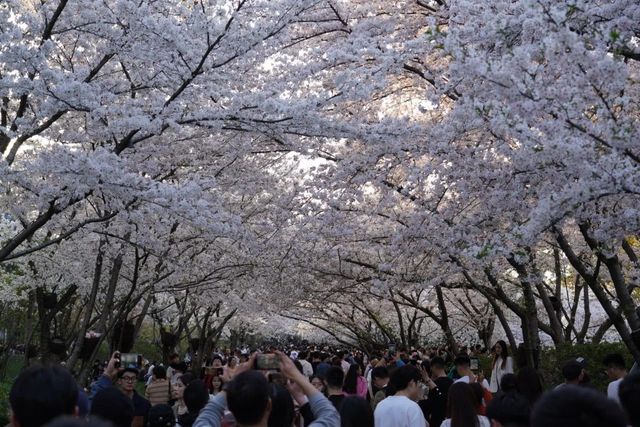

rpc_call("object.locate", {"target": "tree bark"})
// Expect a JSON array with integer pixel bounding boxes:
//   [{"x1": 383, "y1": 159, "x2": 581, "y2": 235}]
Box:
[
  {"x1": 580, "y1": 224, "x2": 640, "y2": 332},
  {"x1": 67, "y1": 239, "x2": 105, "y2": 372},
  {"x1": 555, "y1": 228, "x2": 640, "y2": 362},
  {"x1": 435, "y1": 284, "x2": 459, "y2": 354}
]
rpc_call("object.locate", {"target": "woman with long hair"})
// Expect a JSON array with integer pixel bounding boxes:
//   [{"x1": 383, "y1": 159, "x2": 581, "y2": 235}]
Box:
[
  {"x1": 171, "y1": 372, "x2": 195, "y2": 418},
  {"x1": 441, "y1": 382, "x2": 490, "y2": 427},
  {"x1": 489, "y1": 340, "x2": 514, "y2": 393},
  {"x1": 343, "y1": 364, "x2": 368, "y2": 398},
  {"x1": 210, "y1": 375, "x2": 223, "y2": 395}
]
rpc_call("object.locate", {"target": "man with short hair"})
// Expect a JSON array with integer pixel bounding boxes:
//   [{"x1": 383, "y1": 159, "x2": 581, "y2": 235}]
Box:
[
  {"x1": 193, "y1": 351, "x2": 339, "y2": 427},
  {"x1": 374, "y1": 365, "x2": 427, "y2": 427},
  {"x1": 454, "y1": 354, "x2": 490, "y2": 389},
  {"x1": 90, "y1": 352, "x2": 151, "y2": 427},
  {"x1": 325, "y1": 366, "x2": 345, "y2": 409},
  {"x1": 9, "y1": 365, "x2": 79, "y2": 427},
  {"x1": 370, "y1": 366, "x2": 390, "y2": 410},
  {"x1": 603, "y1": 353, "x2": 627, "y2": 404},
  {"x1": 117, "y1": 368, "x2": 151, "y2": 427},
  {"x1": 556, "y1": 359, "x2": 585, "y2": 388},
  {"x1": 226, "y1": 371, "x2": 272, "y2": 425},
  {"x1": 422, "y1": 356, "x2": 453, "y2": 427}
]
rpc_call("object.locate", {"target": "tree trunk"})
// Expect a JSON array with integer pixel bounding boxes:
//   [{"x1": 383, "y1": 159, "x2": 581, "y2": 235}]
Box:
[
  {"x1": 435, "y1": 285, "x2": 458, "y2": 354},
  {"x1": 490, "y1": 298, "x2": 517, "y2": 351},
  {"x1": 508, "y1": 254, "x2": 564, "y2": 346},
  {"x1": 592, "y1": 317, "x2": 615, "y2": 344},
  {"x1": 520, "y1": 280, "x2": 540, "y2": 368},
  {"x1": 132, "y1": 292, "x2": 154, "y2": 343},
  {"x1": 556, "y1": 228, "x2": 640, "y2": 362},
  {"x1": 97, "y1": 250, "x2": 125, "y2": 334},
  {"x1": 580, "y1": 224, "x2": 640, "y2": 332},
  {"x1": 22, "y1": 292, "x2": 37, "y2": 366},
  {"x1": 67, "y1": 239, "x2": 105, "y2": 372},
  {"x1": 0, "y1": 304, "x2": 20, "y2": 380}
]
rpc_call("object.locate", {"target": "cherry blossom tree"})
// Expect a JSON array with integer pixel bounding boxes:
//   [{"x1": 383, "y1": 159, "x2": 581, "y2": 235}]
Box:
[{"x1": 1, "y1": 0, "x2": 639, "y2": 369}]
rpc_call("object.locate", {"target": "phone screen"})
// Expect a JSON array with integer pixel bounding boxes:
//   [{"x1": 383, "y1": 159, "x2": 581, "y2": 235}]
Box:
[
  {"x1": 120, "y1": 353, "x2": 138, "y2": 367},
  {"x1": 256, "y1": 354, "x2": 280, "y2": 371},
  {"x1": 470, "y1": 357, "x2": 479, "y2": 371}
]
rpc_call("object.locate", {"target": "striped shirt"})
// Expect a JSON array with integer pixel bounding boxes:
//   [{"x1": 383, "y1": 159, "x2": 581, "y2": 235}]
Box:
[{"x1": 145, "y1": 379, "x2": 171, "y2": 406}]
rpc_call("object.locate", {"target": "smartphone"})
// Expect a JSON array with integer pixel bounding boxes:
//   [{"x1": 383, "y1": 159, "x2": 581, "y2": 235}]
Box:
[
  {"x1": 255, "y1": 354, "x2": 280, "y2": 371},
  {"x1": 120, "y1": 353, "x2": 138, "y2": 367},
  {"x1": 470, "y1": 357, "x2": 479, "y2": 371},
  {"x1": 205, "y1": 367, "x2": 224, "y2": 376}
]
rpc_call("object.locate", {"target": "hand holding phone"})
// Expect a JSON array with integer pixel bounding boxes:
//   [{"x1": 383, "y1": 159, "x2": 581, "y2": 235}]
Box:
[{"x1": 104, "y1": 351, "x2": 121, "y2": 379}]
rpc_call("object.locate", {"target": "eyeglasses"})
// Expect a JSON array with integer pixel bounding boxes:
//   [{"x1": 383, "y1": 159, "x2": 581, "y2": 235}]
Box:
[{"x1": 121, "y1": 376, "x2": 137, "y2": 382}]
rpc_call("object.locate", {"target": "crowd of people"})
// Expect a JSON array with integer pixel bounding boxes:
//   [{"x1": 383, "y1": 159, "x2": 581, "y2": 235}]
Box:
[{"x1": 6, "y1": 341, "x2": 640, "y2": 427}]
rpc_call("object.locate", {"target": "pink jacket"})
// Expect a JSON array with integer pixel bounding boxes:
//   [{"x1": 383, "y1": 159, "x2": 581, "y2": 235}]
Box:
[
  {"x1": 345, "y1": 376, "x2": 369, "y2": 398},
  {"x1": 356, "y1": 376, "x2": 368, "y2": 398}
]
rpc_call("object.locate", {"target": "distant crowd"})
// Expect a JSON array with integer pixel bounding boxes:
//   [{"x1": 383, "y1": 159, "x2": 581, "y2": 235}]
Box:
[{"x1": 6, "y1": 340, "x2": 640, "y2": 427}]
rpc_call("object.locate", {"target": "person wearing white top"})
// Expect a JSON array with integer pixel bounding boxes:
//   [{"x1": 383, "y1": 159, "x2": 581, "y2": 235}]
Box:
[
  {"x1": 374, "y1": 365, "x2": 428, "y2": 427},
  {"x1": 341, "y1": 359, "x2": 351, "y2": 375},
  {"x1": 608, "y1": 378, "x2": 623, "y2": 403},
  {"x1": 603, "y1": 353, "x2": 627, "y2": 404},
  {"x1": 488, "y1": 340, "x2": 514, "y2": 393},
  {"x1": 439, "y1": 382, "x2": 490, "y2": 427},
  {"x1": 454, "y1": 374, "x2": 490, "y2": 390},
  {"x1": 298, "y1": 351, "x2": 314, "y2": 378},
  {"x1": 145, "y1": 364, "x2": 155, "y2": 386}
]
